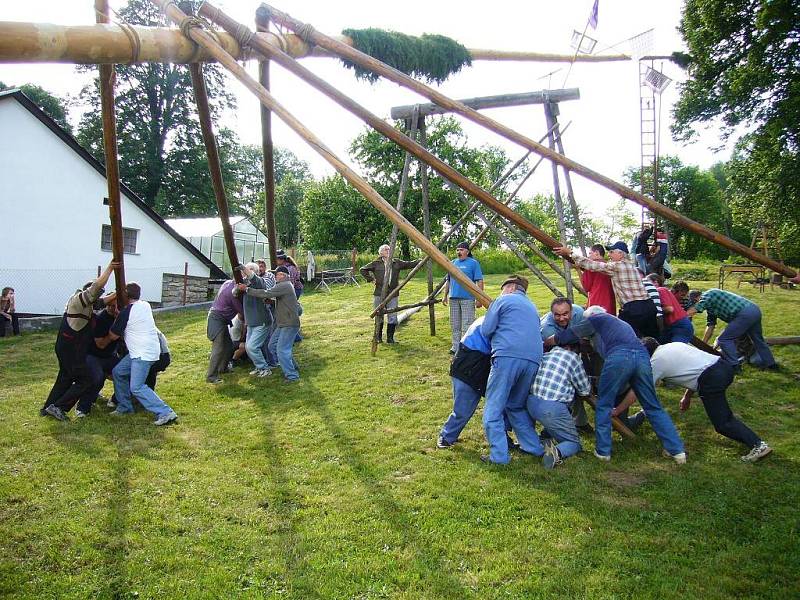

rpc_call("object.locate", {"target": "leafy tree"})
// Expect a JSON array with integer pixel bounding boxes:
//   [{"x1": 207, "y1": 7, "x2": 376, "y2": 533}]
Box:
[
  {"x1": 0, "y1": 82, "x2": 72, "y2": 133},
  {"x1": 624, "y1": 156, "x2": 737, "y2": 259},
  {"x1": 75, "y1": 0, "x2": 235, "y2": 209},
  {"x1": 508, "y1": 194, "x2": 606, "y2": 250},
  {"x1": 347, "y1": 116, "x2": 515, "y2": 257},
  {"x1": 673, "y1": 0, "x2": 800, "y2": 261}
]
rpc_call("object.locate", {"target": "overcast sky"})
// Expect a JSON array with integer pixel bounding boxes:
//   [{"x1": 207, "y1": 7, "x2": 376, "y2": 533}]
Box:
[{"x1": 1, "y1": 0, "x2": 730, "y2": 221}]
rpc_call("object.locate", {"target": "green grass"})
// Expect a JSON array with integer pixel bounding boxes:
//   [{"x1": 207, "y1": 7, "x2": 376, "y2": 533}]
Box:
[{"x1": 1, "y1": 269, "x2": 799, "y2": 599}]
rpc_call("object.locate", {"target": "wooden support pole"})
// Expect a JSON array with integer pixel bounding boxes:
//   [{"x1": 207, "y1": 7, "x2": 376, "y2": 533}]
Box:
[
  {"x1": 551, "y1": 116, "x2": 587, "y2": 256},
  {"x1": 419, "y1": 118, "x2": 436, "y2": 336},
  {"x1": 151, "y1": 0, "x2": 490, "y2": 310},
  {"x1": 199, "y1": 3, "x2": 568, "y2": 257},
  {"x1": 766, "y1": 336, "x2": 800, "y2": 346},
  {"x1": 584, "y1": 395, "x2": 636, "y2": 439},
  {"x1": 544, "y1": 101, "x2": 573, "y2": 302},
  {"x1": 188, "y1": 62, "x2": 241, "y2": 283},
  {"x1": 256, "y1": 10, "x2": 278, "y2": 267},
  {"x1": 260, "y1": 3, "x2": 797, "y2": 280},
  {"x1": 95, "y1": 0, "x2": 125, "y2": 308},
  {"x1": 380, "y1": 298, "x2": 441, "y2": 314},
  {"x1": 390, "y1": 89, "x2": 580, "y2": 119}
]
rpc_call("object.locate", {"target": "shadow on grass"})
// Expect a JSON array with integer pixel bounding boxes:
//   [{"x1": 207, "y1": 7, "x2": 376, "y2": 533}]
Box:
[{"x1": 45, "y1": 406, "x2": 169, "y2": 598}]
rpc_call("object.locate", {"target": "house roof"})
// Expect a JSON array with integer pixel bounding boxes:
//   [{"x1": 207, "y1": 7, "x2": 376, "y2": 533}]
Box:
[
  {"x1": 0, "y1": 88, "x2": 227, "y2": 279},
  {"x1": 165, "y1": 216, "x2": 248, "y2": 238}
]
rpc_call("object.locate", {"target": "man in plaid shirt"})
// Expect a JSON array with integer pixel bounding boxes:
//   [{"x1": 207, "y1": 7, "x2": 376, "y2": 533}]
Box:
[
  {"x1": 555, "y1": 241, "x2": 658, "y2": 338},
  {"x1": 527, "y1": 345, "x2": 591, "y2": 469},
  {"x1": 686, "y1": 288, "x2": 777, "y2": 370}
]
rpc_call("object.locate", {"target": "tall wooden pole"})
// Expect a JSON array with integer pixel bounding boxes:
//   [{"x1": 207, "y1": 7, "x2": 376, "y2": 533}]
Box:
[
  {"x1": 419, "y1": 118, "x2": 436, "y2": 336},
  {"x1": 255, "y1": 10, "x2": 278, "y2": 267},
  {"x1": 95, "y1": 0, "x2": 125, "y2": 307},
  {"x1": 151, "y1": 0, "x2": 490, "y2": 306},
  {"x1": 544, "y1": 101, "x2": 573, "y2": 302},
  {"x1": 551, "y1": 118, "x2": 587, "y2": 256},
  {"x1": 259, "y1": 3, "x2": 797, "y2": 279},
  {"x1": 188, "y1": 62, "x2": 241, "y2": 282}
]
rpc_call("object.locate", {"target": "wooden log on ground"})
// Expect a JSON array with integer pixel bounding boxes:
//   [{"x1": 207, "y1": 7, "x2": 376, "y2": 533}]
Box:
[
  {"x1": 584, "y1": 395, "x2": 636, "y2": 439},
  {"x1": 766, "y1": 336, "x2": 800, "y2": 346},
  {"x1": 391, "y1": 89, "x2": 580, "y2": 119},
  {"x1": 151, "y1": 0, "x2": 491, "y2": 309},
  {"x1": 261, "y1": 3, "x2": 798, "y2": 280},
  {"x1": 396, "y1": 306, "x2": 424, "y2": 325}
]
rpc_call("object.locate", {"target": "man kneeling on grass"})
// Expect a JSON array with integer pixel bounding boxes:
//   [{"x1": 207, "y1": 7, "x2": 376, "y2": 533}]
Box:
[
  {"x1": 526, "y1": 344, "x2": 591, "y2": 470},
  {"x1": 96, "y1": 282, "x2": 178, "y2": 426},
  {"x1": 615, "y1": 339, "x2": 772, "y2": 463}
]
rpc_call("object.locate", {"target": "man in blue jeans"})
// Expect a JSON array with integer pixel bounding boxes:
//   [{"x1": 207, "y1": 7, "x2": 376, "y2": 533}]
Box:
[
  {"x1": 527, "y1": 344, "x2": 591, "y2": 469},
  {"x1": 480, "y1": 275, "x2": 544, "y2": 464},
  {"x1": 238, "y1": 262, "x2": 275, "y2": 378},
  {"x1": 97, "y1": 282, "x2": 178, "y2": 426},
  {"x1": 238, "y1": 266, "x2": 300, "y2": 382},
  {"x1": 545, "y1": 306, "x2": 685, "y2": 463}
]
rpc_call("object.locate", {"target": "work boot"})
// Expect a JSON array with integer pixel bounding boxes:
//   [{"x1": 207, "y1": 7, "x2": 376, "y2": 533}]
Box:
[{"x1": 386, "y1": 324, "x2": 397, "y2": 344}]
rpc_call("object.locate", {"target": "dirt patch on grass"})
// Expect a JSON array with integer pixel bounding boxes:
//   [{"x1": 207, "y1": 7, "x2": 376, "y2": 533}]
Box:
[{"x1": 603, "y1": 470, "x2": 646, "y2": 488}]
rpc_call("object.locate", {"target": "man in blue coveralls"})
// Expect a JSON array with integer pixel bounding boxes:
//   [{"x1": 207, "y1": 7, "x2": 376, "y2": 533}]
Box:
[{"x1": 480, "y1": 275, "x2": 544, "y2": 464}]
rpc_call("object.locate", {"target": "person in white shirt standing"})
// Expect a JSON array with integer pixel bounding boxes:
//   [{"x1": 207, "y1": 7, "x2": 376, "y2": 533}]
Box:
[
  {"x1": 616, "y1": 339, "x2": 771, "y2": 462},
  {"x1": 99, "y1": 282, "x2": 178, "y2": 425}
]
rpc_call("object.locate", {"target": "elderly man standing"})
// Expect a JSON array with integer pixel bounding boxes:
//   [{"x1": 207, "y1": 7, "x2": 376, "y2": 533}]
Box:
[
  {"x1": 360, "y1": 244, "x2": 419, "y2": 344},
  {"x1": 555, "y1": 241, "x2": 658, "y2": 338},
  {"x1": 480, "y1": 275, "x2": 544, "y2": 464},
  {"x1": 206, "y1": 278, "x2": 244, "y2": 384},
  {"x1": 238, "y1": 266, "x2": 301, "y2": 382},
  {"x1": 239, "y1": 262, "x2": 275, "y2": 378},
  {"x1": 686, "y1": 288, "x2": 778, "y2": 370},
  {"x1": 545, "y1": 306, "x2": 685, "y2": 463},
  {"x1": 442, "y1": 242, "x2": 484, "y2": 354}
]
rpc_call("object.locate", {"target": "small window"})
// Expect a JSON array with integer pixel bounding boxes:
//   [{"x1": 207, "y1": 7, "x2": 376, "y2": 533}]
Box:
[{"x1": 101, "y1": 225, "x2": 138, "y2": 254}]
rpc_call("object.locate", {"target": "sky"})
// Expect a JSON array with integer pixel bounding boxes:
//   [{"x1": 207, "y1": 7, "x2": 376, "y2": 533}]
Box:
[{"x1": 0, "y1": 0, "x2": 731, "y2": 222}]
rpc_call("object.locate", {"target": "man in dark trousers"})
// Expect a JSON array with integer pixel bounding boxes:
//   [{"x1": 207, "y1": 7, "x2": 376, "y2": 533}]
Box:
[{"x1": 41, "y1": 260, "x2": 118, "y2": 421}]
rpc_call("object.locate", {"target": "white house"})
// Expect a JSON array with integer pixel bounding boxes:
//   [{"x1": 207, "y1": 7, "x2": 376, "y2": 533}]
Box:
[
  {"x1": 0, "y1": 89, "x2": 226, "y2": 315},
  {"x1": 166, "y1": 216, "x2": 271, "y2": 273}
]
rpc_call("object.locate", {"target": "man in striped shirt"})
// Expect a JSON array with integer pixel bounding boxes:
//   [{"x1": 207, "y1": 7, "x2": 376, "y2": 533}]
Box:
[
  {"x1": 555, "y1": 241, "x2": 658, "y2": 338},
  {"x1": 527, "y1": 345, "x2": 591, "y2": 469},
  {"x1": 686, "y1": 289, "x2": 777, "y2": 370}
]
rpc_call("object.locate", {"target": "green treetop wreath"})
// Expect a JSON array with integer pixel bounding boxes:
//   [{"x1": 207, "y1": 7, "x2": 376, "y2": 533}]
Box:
[{"x1": 341, "y1": 28, "x2": 472, "y2": 84}]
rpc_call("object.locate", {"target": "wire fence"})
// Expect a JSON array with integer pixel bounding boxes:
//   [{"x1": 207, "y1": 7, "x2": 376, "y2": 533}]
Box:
[{"x1": 0, "y1": 265, "x2": 206, "y2": 315}]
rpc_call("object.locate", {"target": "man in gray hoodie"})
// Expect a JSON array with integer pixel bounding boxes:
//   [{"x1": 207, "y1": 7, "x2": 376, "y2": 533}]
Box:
[{"x1": 237, "y1": 266, "x2": 300, "y2": 382}]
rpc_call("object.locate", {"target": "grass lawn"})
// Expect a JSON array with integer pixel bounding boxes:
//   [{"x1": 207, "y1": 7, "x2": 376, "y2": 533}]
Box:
[{"x1": 1, "y1": 269, "x2": 799, "y2": 599}]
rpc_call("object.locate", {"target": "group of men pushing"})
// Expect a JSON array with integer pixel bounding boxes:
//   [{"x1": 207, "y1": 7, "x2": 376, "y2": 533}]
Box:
[{"x1": 438, "y1": 239, "x2": 777, "y2": 468}]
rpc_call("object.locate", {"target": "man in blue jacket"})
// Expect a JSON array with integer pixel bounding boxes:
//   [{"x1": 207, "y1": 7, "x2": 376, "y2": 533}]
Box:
[{"x1": 480, "y1": 275, "x2": 544, "y2": 464}]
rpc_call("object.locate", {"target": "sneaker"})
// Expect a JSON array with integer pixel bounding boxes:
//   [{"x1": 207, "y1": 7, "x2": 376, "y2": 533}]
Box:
[
  {"x1": 662, "y1": 449, "x2": 687, "y2": 465},
  {"x1": 506, "y1": 435, "x2": 520, "y2": 451},
  {"x1": 249, "y1": 368, "x2": 261, "y2": 375},
  {"x1": 255, "y1": 369, "x2": 272, "y2": 378},
  {"x1": 437, "y1": 436, "x2": 454, "y2": 449},
  {"x1": 44, "y1": 405, "x2": 69, "y2": 422},
  {"x1": 154, "y1": 411, "x2": 178, "y2": 426},
  {"x1": 741, "y1": 441, "x2": 772, "y2": 463},
  {"x1": 541, "y1": 437, "x2": 556, "y2": 454},
  {"x1": 542, "y1": 446, "x2": 563, "y2": 470},
  {"x1": 225, "y1": 361, "x2": 235, "y2": 373},
  {"x1": 593, "y1": 450, "x2": 611, "y2": 462},
  {"x1": 110, "y1": 409, "x2": 131, "y2": 416},
  {"x1": 75, "y1": 410, "x2": 88, "y2": 418},
  {"x1": 207, "y1": 377, "x2": 223, "y2": 384}
]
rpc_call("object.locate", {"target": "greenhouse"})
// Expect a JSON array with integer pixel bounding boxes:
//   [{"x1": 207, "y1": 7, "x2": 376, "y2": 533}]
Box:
[{"x1": 165, "y1": 216, "x2": 270, "y2": 275}]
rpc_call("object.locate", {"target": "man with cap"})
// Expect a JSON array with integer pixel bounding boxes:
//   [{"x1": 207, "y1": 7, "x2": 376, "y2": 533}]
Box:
[
  {"x1": 442, "y1": 242, "x2": 484, "y2": 354},
  {"x1": 237, "y1": 265, "x2": 301, "y2": 382},
  {"x1": 479, "y1": 275, "x2": 545, "y2": 464},
  {"x1": 555, "y1": 241, "x2": 658, "y2": 338}
]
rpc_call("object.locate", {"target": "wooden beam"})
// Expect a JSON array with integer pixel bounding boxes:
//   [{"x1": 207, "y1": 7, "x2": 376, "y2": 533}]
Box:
[
  {"x1": 419, "y1": 119, "x2": 437, "y2": 337},
  {"x1": 390, "y1": 89, "x2": 580, "y2": 120},
  {"x1": 261, "y1": 3, "x2": 798, "y2": 280},
  {"x1": 544, "y1": 101, "x2": 573, "y2": 302},
  {"x1": 256, "y1": 11, "x2": 278, "y2": 267},
  {"x1": 151, "y1": 0, "x2": 492, "y2": 308},
  {"x1": 95, "y1": 0, "x2": 126, "y2": 307},
  {"x1": 188, "y1": 62, "x2": 241, "y2": 283}
]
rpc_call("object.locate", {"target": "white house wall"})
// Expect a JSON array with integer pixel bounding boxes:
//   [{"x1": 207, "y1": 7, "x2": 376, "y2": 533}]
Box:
[{"x1": 0, "y1": 99, "x2": 211, "y2": 314}]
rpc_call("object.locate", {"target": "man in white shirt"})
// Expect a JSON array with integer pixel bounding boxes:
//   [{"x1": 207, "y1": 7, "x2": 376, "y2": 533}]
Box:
[
  {"x1": 99, "y1": 282, "x2": 178, "y2": 426},
  {"x1": 616, "y1": 339, "x2": 771, "y2": 462}
]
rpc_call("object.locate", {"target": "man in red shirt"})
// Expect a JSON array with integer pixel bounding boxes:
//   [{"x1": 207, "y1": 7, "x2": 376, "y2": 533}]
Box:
[
  {"x1": 647, "y1": 274, "x2": 694, "y2": 343},
  {"x1": 579, "y1": 244, "x2": 616, "y2": 314}
]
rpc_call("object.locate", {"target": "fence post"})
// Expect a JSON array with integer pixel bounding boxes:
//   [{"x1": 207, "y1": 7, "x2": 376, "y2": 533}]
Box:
[
  {"x1": 351, "y1": 247, "x2": 357, "y2": 275},
  {"x1": 182, "y1": 262, "x2": 188, "y2": 305},
  {"x1": 97, "y1": 265, "x2": 101, "y2": 277}
]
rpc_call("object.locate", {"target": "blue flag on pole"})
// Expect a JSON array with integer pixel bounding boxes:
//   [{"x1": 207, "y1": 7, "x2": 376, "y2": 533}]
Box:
[{"x1": 588, "y1": 0, "x2": 599, "y2": 29}]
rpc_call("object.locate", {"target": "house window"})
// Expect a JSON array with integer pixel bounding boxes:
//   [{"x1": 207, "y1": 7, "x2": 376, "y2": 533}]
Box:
[{"x1": 101, "y1": 225, "x2": 138, "y2": 254}]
